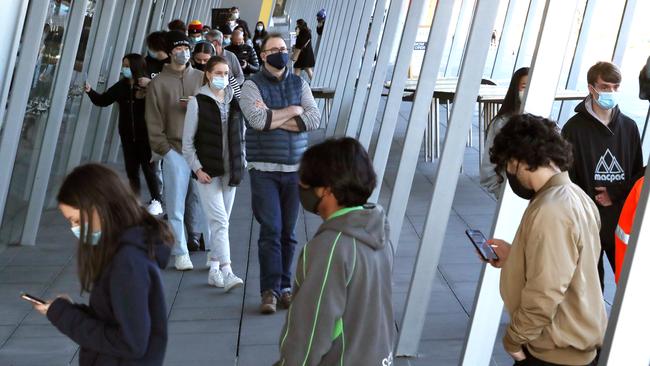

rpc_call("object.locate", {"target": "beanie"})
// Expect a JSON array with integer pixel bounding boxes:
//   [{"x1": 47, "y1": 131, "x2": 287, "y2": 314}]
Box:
[{"x1": 166, "y1": 30, "x2": 190, "y2": 53}]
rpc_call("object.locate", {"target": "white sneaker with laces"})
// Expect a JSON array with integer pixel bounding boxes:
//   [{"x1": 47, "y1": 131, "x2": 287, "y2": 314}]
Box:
[
  {"x1": 223, "y1": 272, "x2": 244, "y2": 292},
  {"x1": 208, "y1": 268, "x2": 225, "y2": 287},
  {"x1": 174, "y1": 254, "x2": 194, "y2": 271},
  {"x1": 147, "y1": 199, "x2": 163, "y2": 216}
]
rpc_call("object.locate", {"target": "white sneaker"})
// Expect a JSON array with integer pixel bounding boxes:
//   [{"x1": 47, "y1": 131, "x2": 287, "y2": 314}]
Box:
[
  {"x1": 174, "y1": 254, "x2": 194, "y2": 271},
  {"x1": 147, "y1": 199, "x2": 163, "y2": 216},
  {"x1": 223, "y1": 271, "x2": 244, "y2": 292},
  {"x1": 208, "y1": 268, "x2": 225, "y2": 288}
]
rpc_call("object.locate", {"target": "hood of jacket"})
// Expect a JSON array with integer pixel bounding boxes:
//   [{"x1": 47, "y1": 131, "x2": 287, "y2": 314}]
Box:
[
  {"x1": 574, "y1": 96, "x2": 622, "y2": 130},
  {"x1": 119, "y1": 226, "x2": 171, "y2": 269},
  {"x1": 315, "y1": 204, "x2": 389, "y2": 251}
]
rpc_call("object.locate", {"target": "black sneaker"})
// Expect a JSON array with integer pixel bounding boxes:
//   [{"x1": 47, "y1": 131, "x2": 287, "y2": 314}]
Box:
[{"x1": 187, "y1": 233, "x2": 201, "y2": 252}]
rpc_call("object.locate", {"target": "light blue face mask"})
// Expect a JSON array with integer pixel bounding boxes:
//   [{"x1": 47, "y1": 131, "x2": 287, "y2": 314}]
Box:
[
  {"x1": 594, "y1": 90, "x2": 618, "y2": 110},
  {"x1": 211, "y1": 76, "x2": 228, "y2": 90},
  {"x1": 71, "y1": 225, "x2": 101, "y2": 246},
  {"x1": 223, "y1": 38, "x2": 231, "y2": 47},
  {"x1": 121, "y1": 67, "x2": 132, "y2": 79}
]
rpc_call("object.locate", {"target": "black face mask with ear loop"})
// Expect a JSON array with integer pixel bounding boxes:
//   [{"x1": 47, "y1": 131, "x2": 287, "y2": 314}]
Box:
[
  {"x1": 299, "y1": 186, "x2": 323, "y2": 214},
  {"x1": 506, "y1": 164, "x2": 536, "y2": 200}
]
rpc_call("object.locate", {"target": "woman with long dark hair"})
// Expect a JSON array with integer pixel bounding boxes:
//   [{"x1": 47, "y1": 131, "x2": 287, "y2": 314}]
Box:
[
  {"x1": 33, "y1": 164, "x2": 173, "y2": 366},
  {"x1": 480, "y1": 67, "x2": 529, "y2": 198},
  {"x1": 84, "y1": 53, "x2": 163, "y2": 215},
  {"x1": 182, "y1": 56, "x2": 245, "y2": 291},
  {"x1": 292, "y1": 19, "x2": 316, "y2": 80},
  {"x1": 252, "y1": 21, "x2": 267, "y2": 57}
]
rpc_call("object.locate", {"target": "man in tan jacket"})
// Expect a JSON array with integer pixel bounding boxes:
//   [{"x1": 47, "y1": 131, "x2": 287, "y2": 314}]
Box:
[
  {"x1": 487, "y1": 114, "x2": 607, "y2": 365},
  {"x1": 146, "y1": 31, "x2": 204, "y2": 270}
]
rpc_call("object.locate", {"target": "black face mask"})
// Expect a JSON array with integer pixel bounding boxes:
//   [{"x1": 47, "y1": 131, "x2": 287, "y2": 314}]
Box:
[
  {"x1": 299, "y1": 186, "x2": 323, "y2": 214},
  {"x1": 266, "y1": 52, "x2": 289, "y2": 69},
  {"x1": 506, "y1": 171, "x2": 535, "y2": 200},
  {"x1": 194, "y1": 63, "x2": 206, "y2": 71}
]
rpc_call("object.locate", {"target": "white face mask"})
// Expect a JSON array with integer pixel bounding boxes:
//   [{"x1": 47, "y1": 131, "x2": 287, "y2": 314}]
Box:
[
  {"x1": 518, "y1": 90, "x2": 524, "y2": 101},
  {"x1": 256, "y1": 26, "x2": 263, "y2": 32},
  {"x1": 233, "y1": 12, "x2": 240, "y2": 19}
]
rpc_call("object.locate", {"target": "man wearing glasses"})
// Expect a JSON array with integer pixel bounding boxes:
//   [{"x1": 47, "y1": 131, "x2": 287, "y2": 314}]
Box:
[
  {"x1": 562, "y1": 61, "x2": 644, "y2": 290},
  {"x1": 240, "y1": 33, "x2": 321, "y2": 314}
]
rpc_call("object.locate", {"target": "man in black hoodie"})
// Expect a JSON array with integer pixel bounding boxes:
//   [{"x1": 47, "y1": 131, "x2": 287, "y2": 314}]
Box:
[{"x1": 562, "y1": 61, "x2": 644, "y2": 289}]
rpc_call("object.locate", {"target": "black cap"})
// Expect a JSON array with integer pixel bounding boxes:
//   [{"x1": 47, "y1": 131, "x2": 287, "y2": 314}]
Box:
[{"x1": 166, "y1": 30, "x2": 190, "y2": 53}]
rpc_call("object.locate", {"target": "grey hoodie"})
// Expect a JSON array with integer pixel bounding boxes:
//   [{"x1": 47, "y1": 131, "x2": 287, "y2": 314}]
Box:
[
  {"x1": 480, "y1": 115, "x2": 509, "y2": 199},
  {"x1": 276, "y1": 205, "x2": 395, "y2": 366}
]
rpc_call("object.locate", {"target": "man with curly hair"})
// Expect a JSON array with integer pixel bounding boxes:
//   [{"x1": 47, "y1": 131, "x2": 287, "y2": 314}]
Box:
[{"x1": 486, "y1": 114, "x2": 606, "y2": 366}]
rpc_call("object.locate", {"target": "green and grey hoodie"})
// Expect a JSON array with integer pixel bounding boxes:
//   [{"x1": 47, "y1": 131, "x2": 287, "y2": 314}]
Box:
[{"x1": 276, "y1": 204, "x2": 395, "y2": 366}]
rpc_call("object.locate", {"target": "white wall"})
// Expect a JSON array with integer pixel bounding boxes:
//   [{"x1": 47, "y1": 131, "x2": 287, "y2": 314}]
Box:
[
  {"x1": 219, "y1": 0, "x2": 263, "y2": 25},
  {"x1": 0, "y1": 1, "x2": 29, "y2": 131}
]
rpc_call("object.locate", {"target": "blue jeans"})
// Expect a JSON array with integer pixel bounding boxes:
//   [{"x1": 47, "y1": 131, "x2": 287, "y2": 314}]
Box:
[
  {"x1": 249, "y1": 170, "x2": 300, "y2": 297},
  {"x1": 163, "y1": 149, "x2": 207, "y2": 256}
]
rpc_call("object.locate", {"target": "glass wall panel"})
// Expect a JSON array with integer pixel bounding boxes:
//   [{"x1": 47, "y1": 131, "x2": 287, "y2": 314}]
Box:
[
  {"x1": 482, "y1": 0, "x2": 511, "y2": 79},
  {"x1": 490, "y1": 0, "x2": 529, "y2": 80},
  {"x1": 45, "y1": 1, "x2": 99, "y2": 209},
  {"x1": 0, "y1": 0, "x2": 74, "y2": 245},
  {"x1": 617, "y1": 1, "x2": 650, "y2": 138}
]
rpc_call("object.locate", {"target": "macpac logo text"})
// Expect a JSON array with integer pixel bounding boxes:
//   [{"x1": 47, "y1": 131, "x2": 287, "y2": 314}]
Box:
[{"x1": 594, "y1": 149, "x2": 625, "y2": 182}]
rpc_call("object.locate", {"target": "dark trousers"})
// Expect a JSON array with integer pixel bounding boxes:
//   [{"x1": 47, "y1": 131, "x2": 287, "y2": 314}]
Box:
[
  {"x1": 597, "y1": 205, "x2": 620, "y2": 290},
  {"x1": 514, "y1": 347, "x2": 597, "y2": 366},
  {"x1": 249, "y1": 169, "x2": 300, "y2": 297},
  {"x1": 121, "y1": 139, "x2": 161, "y2": 202}
]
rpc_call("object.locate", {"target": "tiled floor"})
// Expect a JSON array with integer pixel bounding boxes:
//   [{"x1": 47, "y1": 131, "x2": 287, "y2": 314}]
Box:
[{"x1": 0, "y1": 101, "x2": 616, "y2": 365}]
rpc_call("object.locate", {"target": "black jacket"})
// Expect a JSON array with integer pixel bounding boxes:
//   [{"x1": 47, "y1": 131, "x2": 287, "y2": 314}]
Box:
[
  {"x1": 86, "y1": 79, "x2": 149, "y2": 144},
  {"x1": 194, "y1": 93, "x2": 245, "y2": 186},
  {"x1": 47, "y1": 227, "x2": 171, "y2": 366},
  {"x1": 145, "y1": 55, "x2": 169, "y2": 80},
  {"x1": 226, "y1": 43, "x2": 260, "y2": 75}
]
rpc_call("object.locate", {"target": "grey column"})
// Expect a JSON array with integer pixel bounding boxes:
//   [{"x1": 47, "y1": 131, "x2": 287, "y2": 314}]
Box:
[
  {"x1": 394, "y1": 0, "x2": 500, "y2": 356},
  {"x1": 65, "y1": 0, "x2": 118, "y2": 171},
  {"x1": 312, "y1": 0, "x2": 338, "y2": 86},
  {"x1": 149, "y1": 0, "x2": 168, "y2": 32},
  {"x1": 611, "y1": 0, "x2": 638, "y2": 65},
  {"x1": 132, "y1": 0, "x2": 155, "y2": 53},
  {"x1": 460, "y1": 1, "x2": 582, "y2": 364},
  {"x1": 598, "y1": 164, "x2": 650, "y2": 365},
  {"x1": 90, "y1": 1, "x2": 137, "y2": 162},
  {"x1": 356, "y1": 0, "x2": 410, "y2": 148},
  {"x1": 343, "y1": 0, "x2": 390, "y2": 137},
  {"x1": 0, "y1": 0, "x2": 50, "y2": 227},
  {"x1": 316, "y1": 0, "x2": 348, "y2": 88},
  {"x1": 365, "y1": 0, "x2": 430, "y2": 202},
  {"x1": 384, "y1": 0, "x2": 455, "y2": 249},
  {"x1": 181, "y1": 0, "x2": 193, "y2": 22},
  {"x1": 20, "y1": 0, "x2": 90, "y2": 246},
  {"x1": 0, "y1": 1, "x2": 29, "y2": 131},
  {"x1": 322, "y1": 0, "x2": 372, "y2": 136}
]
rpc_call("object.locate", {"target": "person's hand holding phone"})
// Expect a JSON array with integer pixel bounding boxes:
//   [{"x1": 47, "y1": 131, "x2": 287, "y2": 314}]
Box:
[
  {"x1": 29, "y1": 294, "x2": 73, "y2": 316},
  {"x1": 84, "y1": 82, "x2": 91, "y2": 93},
  {"x1": 485, "y1": 239, "x2": 510, "y2": 268}
]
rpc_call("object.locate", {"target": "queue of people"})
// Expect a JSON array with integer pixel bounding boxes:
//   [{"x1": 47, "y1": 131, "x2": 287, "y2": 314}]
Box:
[{"x1": 21, "y1": 5, "x2": 650, "y2": 365}]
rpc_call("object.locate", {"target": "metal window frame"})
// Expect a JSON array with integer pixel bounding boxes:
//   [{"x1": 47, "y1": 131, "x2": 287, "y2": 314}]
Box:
[
  {"x1": 393, "y1": 0, "x2": 501, "y2": 356},
  {"x1": 89, "y1": 1, "x2": 137, "y2": 162},
  {"x1": 149, "y1": 0, "x2": 167, "y2": 33},
  {"x1": 0, "y1": 1, "x2": 29, "y2": 132},
  {"x1": 132, "y1": 0, "x2": 155, "y2": 53},
  {"x1": 0, "y1": 0, "x2": 51, "y2": 228},
  {"x1": 311, "y1": 0, "x2": 337, "y2": 87},
  {"x1": 65, "y1": 0, "x2": 118, "y2": 172},
  {"x1": 181, "y1": 0, "x2": 193, "y2": 22},
  {"x1": 442, "y1": 0, "x2": 476, "y2": 77},
  {"x1": 343, "y1": 0, "x2": 390, "y2": 137},
  {"x1": 162, "y1": 0, "x2": 178, "y2": 27},
  {"x1": 356, "y1": 0, "x2": 410, "y2": 148},
  {"x1": 460, "y1": 1, "x2": 582, "y2": 364},
  {"x1": 611, "y1": 0, "x2": 638, "y2": 66},
  {"x1": 513, "y1": 0, "x2": 544, "y2": 70},
  {"x1": 321, "y1": 0, "x2": 372, "y2": 136},
  {"x1": 364, "y1": 0, "x2": 429, "y2": 203},
  {"x1": 20, "y1": 0, "x2": 91, "y2": 246},
  {"x1": 384, "y1": 0, "x2": 455, "y2": 251}
]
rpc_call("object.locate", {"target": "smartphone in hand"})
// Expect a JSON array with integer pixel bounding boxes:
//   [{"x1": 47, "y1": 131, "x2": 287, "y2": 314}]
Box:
[
  {"x1": 20, "y1": 292, "x2": 46, "y2": 305},
  {"x1": 465, "y1": 229, "x2": 499, "y2": 261}
]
